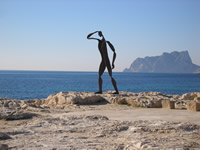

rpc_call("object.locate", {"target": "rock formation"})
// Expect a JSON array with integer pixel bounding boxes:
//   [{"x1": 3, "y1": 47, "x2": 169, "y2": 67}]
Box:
[
  {"x1": 1, "y1": 92, "x2": 200, "y2": 113},
  {"x1": 0, "y1": 98, "x2": 39, "y2": 120},
  {"x1": 33, "y1": 91, "x2": 200, "y2": 110},
  {"x1": 124, "y1": 51, "x2": 200, "y2": 73}
]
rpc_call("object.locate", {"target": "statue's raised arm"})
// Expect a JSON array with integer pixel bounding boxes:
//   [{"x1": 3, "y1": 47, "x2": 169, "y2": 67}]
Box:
[{"x1": 87, "y1": 31, "x2": 100, "y2": 40}]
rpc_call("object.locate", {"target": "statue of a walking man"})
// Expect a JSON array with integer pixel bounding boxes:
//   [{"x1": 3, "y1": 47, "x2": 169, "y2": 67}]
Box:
[{"x1": 87, "y1": 31, "x2": 119, "y2": 94}]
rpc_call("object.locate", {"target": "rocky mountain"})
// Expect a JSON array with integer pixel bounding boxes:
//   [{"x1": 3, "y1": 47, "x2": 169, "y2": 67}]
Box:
[{"x1": 124, "y1": 51, "x2": 200, "y2": 73}]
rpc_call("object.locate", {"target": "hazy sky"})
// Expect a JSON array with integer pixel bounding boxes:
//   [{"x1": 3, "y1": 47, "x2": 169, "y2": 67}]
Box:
[{"x1": 1, "y1": 0, "x2": 200, "y2": 72}]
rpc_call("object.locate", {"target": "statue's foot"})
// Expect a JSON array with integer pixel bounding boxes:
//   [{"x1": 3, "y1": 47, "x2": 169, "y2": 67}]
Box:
[
  {"x1": 95, "y1": 91, "x2": 102, "y2": 94},
  {"x1": 113, "y1": 91, "x2": 119, "y2": 94}
]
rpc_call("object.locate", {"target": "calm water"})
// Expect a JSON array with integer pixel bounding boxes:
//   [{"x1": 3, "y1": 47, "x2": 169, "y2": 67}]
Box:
[{"x1": 0, "y1": 70, "x2": 200, "y2": 100}]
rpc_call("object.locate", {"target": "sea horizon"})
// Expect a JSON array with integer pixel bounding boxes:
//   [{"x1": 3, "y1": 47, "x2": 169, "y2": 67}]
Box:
[
  {"x1": 0, "y1": 70, "x2": 200, "y2": 100},
  {"x1": 0, "y1": 69, "x2": 199, "y2": 74}
]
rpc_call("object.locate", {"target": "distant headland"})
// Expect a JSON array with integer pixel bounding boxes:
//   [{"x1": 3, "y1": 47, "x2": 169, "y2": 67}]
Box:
[{"x1": 124, "y1": 51, "x2": 200, "y2": 73}]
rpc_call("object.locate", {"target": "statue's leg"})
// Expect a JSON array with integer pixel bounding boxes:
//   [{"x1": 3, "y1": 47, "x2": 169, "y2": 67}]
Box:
[
  {"x1": 105, "y1": 59, "x2": 119, "y2": 94},
  {"x1": 95, "y1": 61, "x2": 106, "y2": 94}
]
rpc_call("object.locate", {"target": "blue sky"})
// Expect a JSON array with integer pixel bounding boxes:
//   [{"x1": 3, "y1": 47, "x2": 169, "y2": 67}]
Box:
[{"x1": 0, "y1": 0, "x2": 200, "y2": 71}]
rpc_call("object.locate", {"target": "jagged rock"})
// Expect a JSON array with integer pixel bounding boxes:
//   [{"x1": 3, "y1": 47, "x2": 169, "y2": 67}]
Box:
[
  {"x1": 104, "y1": 93, "x2": 162, "y2": 108},
  {"x1": 172, "y1": 95, "x2": 181, "y2": 99},
  {"x1": 149, "y1": 99, "x2": 162, "y2": 108},
  {"x1": 105, "y1": 97, "x2": 127, "y2": 105},
  {"x1": 181, "y1": 93, "x2": 196, "y2": 100},
  {"x1": 179, "y1": 123, "x2": 199, "y2": 132},
  {"x1": 84, "y1": 115, "x2": 109, "y2": 121},
  {"x1": 187, "y1": 102, "x2": 200, "y2": 111},
  {"x1": 0, "y1": 144, "x2": 8, "y2": 150},
  {"x1": 37, "y1": 91, "x2": 171, "y2": 108},
  {"x1": 0, "y1": 99, "x2": 38, "y2": 120},
  {"x1": 5, "y1": 111, "x2": 38, "y2": 120},
  {"x1": 175, "y1": 101, "x2": 186, "y2": 109},
  {"x1": 126, "y1": 98, "x2": 144, "y2": 107},
  {"x1": 1, "y1": 91, "x2": 199, "y2": 110},
  {"x1": 0, "y1": 99, "x2": 22, "y2": 110},
  {"x1": 0, "y1": 108, "x2": 38, "y2": 120},
  {"x1": 162, "y1": 100, "x2": 175, "y2": 109},
  {"x1": 34, "y1": 99, "x2": 46, "y2": 106},
  {"x1": 44, "y1": 92, "x2": 105, "y2": 106},
  {"x1": 181, "y1": 92, "x2": 200, "y2": 100},
  {"x1": 0, "y1": 132, "x2": 11, "y2": 140}
]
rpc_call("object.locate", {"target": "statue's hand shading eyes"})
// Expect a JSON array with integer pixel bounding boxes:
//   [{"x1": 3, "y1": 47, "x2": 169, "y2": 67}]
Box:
[{"x1": 87, "y1": 33, "x2": 93, "y2": 38}]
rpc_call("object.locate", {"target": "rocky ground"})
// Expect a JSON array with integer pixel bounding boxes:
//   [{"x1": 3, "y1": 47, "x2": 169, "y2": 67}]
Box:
[{"x1": 0, "y1": 91, "x2": 200, "y2": 150}]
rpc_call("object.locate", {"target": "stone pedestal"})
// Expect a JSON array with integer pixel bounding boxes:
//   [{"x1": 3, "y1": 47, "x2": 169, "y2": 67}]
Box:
[
  {"x1": 187, "y1": 102, "x2": 200, "y2": 111},
  {"x1": 161, "y1": 100, "x2": 175, "y2": 109}
]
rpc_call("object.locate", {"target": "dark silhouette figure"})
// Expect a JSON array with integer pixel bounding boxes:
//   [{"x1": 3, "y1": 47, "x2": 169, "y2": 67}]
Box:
[{"x1": 87, "y1": 31, "x2": 119, "y2": 94}]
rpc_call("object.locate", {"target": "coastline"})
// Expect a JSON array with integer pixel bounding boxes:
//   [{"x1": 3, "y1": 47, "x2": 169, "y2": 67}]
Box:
[{"x1": 1, "y1": 91, "x2": 200, "y2": 149}]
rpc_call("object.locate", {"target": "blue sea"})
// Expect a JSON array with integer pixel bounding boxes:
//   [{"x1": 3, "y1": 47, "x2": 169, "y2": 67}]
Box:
[{"x1": 0, "y1": 70, "x2": 200, "y2": 100}]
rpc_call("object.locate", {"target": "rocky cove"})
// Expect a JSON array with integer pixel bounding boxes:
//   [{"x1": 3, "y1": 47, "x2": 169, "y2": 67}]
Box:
[{"x1": 0, "y1": 91, "x2": 200, "y2": 150}]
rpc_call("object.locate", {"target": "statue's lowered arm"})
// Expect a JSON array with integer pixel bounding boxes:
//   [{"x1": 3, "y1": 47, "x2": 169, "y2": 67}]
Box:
[{"x1": 107, "y1": 41, "x2": 116, "y2": 69}]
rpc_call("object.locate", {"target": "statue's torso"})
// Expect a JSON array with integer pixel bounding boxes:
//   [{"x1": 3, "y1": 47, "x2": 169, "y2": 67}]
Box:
[{"x1": 98, "y1": 39, "x2": 109, "y2": 60}]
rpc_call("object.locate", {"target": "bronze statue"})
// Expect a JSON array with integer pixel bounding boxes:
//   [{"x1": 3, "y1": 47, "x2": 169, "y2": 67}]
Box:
[{"x1": 87, "y1": 31, "x2": 119, "y2": 94}]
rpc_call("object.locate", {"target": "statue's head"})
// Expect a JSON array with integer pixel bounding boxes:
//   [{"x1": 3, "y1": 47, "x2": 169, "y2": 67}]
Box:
[{"x1": 98, "y1": 31, "x2": 103, "y2": 37}]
